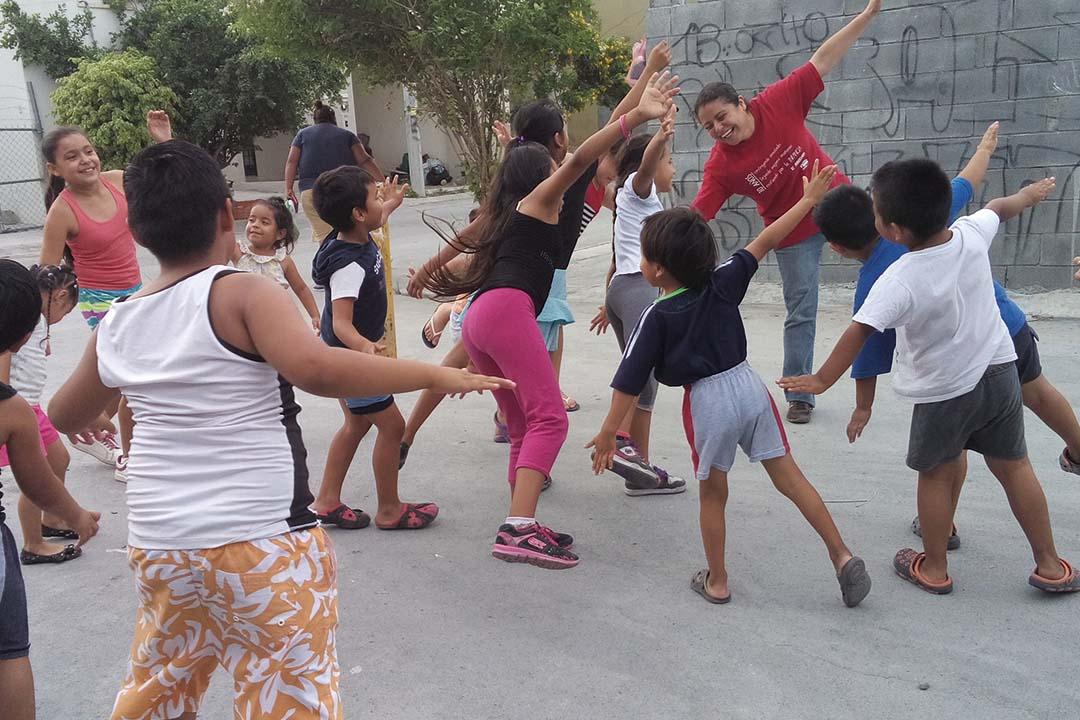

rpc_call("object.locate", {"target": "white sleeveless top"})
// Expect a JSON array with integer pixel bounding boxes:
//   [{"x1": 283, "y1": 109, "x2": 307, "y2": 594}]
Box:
[
  {"x1": 235, "y1": 237, "x2": 289, "y2": 288},
  {"x1": 9, "y1": 316, "x2": 48, "y2": 406},
  {"x1": 95, "y1": 266, "x2": 317, "y2": 549}
]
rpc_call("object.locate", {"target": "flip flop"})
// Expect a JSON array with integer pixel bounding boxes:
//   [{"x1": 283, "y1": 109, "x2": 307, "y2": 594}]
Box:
[
  {"x1": 837, "y1": 556, "x2": 872, "y2": 607},
  {"x1": 375, "y1": 502, "x2": 439, "y2": 530},
  {"x1": 316, "y1": 504, "x2": 371, "y2": 530},
  {"x1": 421, "y1": 309, "x2": 445, "y2": 349},
  {"x1": 20, "y1": 544, "x2": 82, "y2": 565},
  {"x1": 1028, "y1": 559, "x2": 1080, "y2": 593},
  {"x1": 893, "y1": 548, "x2": 953, "y2": 595},
  {"x1": 562, "y1": 393, "x2": 580, "y2": 413},
  {"x1": 41, "y1": 524, "x2": 79, "y2": 540},
  {"x1": 690, "y1": 569, "x2": 731, "y2": 604}
]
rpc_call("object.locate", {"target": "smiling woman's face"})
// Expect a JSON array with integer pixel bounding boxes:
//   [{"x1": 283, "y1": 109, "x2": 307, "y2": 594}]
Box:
[{"x1": 697, "y1": 97, "x2": 754, "y2": 146}]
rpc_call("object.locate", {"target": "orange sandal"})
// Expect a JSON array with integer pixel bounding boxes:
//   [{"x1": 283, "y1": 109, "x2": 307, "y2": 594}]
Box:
[
  {"x1": 1028, "y1": 559, "x2": 1080, "y2": 593},
  {"x1": 893, "y1": 548, "x2": 953, "y2": 595}
]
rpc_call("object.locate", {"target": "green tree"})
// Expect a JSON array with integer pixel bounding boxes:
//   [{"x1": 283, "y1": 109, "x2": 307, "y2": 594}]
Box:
[
  {"x1": 0, "y1": 0, "x2": 99, "y2": 78},
  {"x1": 51, "y1": 50, "x2": 178, "y2": 167},
  {"x1": 237, "y1": 0, "x2": 632, "y2": 196}
]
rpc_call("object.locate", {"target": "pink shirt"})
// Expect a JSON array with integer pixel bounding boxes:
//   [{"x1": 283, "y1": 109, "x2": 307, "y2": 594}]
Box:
[
  {"x1": 691, "y1": 63, "x2": 849, "y2": 249},
  {"x1": 60, "y1": 179, "x2": 141, "y2": 290}
]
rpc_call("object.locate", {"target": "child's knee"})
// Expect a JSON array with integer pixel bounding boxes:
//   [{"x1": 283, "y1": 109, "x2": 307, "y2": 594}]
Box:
[{"x1": 699, "y1": 472, "x2": 729, "y2": 502}]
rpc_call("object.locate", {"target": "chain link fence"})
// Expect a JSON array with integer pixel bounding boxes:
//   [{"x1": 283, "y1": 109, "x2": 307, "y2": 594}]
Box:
[{"x1": 0, "y1": 127, "x2": 45, "y2": 233}]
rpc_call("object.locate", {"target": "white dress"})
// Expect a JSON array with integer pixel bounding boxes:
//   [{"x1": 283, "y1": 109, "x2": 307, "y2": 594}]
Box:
[{"x1": 235, "y1": 238, "x2": 289, "y2": 289}]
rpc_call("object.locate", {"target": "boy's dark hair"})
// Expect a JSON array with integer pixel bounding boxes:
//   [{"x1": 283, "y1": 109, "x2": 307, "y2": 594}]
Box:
[
  {"x1": 640, "y1": 207, "x2": 718, "y2": 290},
  {"x1": 253, "y1": 197, "x2": 299, "y2": 254},
  {"x1": 312, "y1": 166, "x2": 377, "y2": 232},
  {"x1": 512, "y1": 99, "x2": 565, "y2": 156},
  {"x1": 124, "y1": 140, "x2": 230, "y2": 263},
  {"x1": 693, "y1": 82, "x2": 740, "y2": 119},
  {"x1": 871, "y1": 159, "x2": 952, "y2": 241},
  {"x1": 0, "y1": 260, "x2": 43, "y2": 352},
  {"x1": 813, "y1": 185, "x2": 879, "y2": 250}
]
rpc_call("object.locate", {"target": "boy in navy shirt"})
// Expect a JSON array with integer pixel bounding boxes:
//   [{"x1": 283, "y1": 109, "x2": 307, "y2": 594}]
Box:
[
  {"x1": 311, "y1": 167, "x2": 439, "y2": 531},
  {"x1": 814, "y1": 124, "x2": 1080, "y2": 550},
  {"x1": 590, "y1": 163, "x2": 871, "y2": 608}
]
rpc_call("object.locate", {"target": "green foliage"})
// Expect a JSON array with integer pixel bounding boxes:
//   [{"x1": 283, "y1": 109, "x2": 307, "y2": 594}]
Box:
[
  {"x1": 0, "y1": 0, "x2": 99, "y2": 78},
  {"x1": 51, "y1": 51, "x2": 178, "y2": 167},
  {"x1": 235, "y1": 0, "x2": 634, "y2": 198}
]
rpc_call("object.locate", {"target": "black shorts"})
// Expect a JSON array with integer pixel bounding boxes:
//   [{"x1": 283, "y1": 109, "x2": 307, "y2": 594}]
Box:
[
  {"x1": 0, "y1": 522, "x2": 30, "y2": 660},
  {"x1": 1012, "y1": 323, "x2": 1042, "y2": 385},
  {"x1": 906, "y1": 363, "x2": 1027, "y2": 472}
]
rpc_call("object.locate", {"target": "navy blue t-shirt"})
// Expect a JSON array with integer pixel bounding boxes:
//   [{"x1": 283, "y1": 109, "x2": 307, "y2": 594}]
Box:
[
  {"x1": 292, "y1": 123, "x2": 360, "y2": 192},
  {"x1": 851, "y1": 177, "x2": 1027, "y2": 379},
  {"x1": 612, "y1": 249, "x2": 758, "y2": 395},
  {"x1": 311, "y1": 233, "x2": 387, "y2": 346}
]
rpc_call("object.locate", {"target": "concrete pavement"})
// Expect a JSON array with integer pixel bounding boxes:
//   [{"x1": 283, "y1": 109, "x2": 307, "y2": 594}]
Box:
[{"x1": 3, "y1": 195, "x2": 1080, "y2": 719}]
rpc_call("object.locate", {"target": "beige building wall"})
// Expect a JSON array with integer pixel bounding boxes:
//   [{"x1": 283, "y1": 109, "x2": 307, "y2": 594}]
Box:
[{"x1": 565, "y1": 0, "x2": 648, "y2": 143}]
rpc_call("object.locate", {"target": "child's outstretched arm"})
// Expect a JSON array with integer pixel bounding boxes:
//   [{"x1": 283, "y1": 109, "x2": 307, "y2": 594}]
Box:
[
  {"x1": 631, "y1": 106, "x2": 676, "y2": 199},
  {"x1": 743, "y1": 162, "x2": 836, "y2": 261},
  {"x1": 777, "y1": 321, "x2": 877, "y2": 395},
  {"x1": 848, "y1": 377, "x2": 877, "y2": 443},
  {"x1": 958, "y1": 122, "x2": 999, "y2": 189},
  {"x1": 380, "y1": 176, "x2": 409, "y2": 220},
  {"x1": 608, "y1": 41, "x2": 672, "y2": 127},
  {"x1": 985, "y1": 177, "x2": 1055, "y2": 223},
  {"x1": 3, "y1": 396, "x2": 100, "y2": 544},
  {"x1": 520, "y1": 72, "x2": 679, "y2": 224},
  {"x1": 809, "y1": 0, "x2": 881, "y2": 77},
  {"x1": 282, "y1": 257, "x2": 321, "y2": 332},
  {"x1": 586, "y1": 390, "x2": 637, "y2": 474}
]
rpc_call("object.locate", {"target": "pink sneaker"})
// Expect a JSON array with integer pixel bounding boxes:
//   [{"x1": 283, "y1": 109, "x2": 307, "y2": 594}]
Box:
[
  {"x1": 491, "y1": 523, "x2": 578, "y2": 569},
  {"x1": 114, "y1": 454, "x2": 129, "y2": 484}
]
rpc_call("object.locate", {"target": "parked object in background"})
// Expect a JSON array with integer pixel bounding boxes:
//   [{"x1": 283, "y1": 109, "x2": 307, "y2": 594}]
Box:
[{"x1": 391, "y1": 153, "x2": 452, "y2": 187}]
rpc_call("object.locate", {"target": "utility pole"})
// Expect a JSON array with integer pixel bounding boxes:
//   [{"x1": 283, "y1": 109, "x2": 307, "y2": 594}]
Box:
[{"x1": 401, "y1": 85, "x2": 426, "y2": 198}]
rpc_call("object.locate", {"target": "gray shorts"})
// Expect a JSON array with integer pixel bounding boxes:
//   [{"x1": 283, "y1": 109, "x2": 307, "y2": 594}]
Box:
[
  {"x1": 606, "y1": 272, "x2": 660, "y2": 410},
  {"x1": 906, "y1": 362, "x2": 1027, "y2": 472},
  {"x1": 683, "y1": 362, "x2": 790, "y2": 479}
]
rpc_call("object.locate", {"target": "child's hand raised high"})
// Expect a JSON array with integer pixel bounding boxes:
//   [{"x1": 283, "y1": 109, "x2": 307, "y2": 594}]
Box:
[
  {"x1": 635, "y1": 71, "x2": 680, "y2": 122},
  {"x1": 801, "y1": 160, "x2": 838, "y2": 205},
  {"x1": 1020, "y1": 177, "x2": 1055, "y2": 207},
  {"x1": 977, "y1": 121, "x2": 1000, "y2": 154},
  {"x1": 658, "y1": 104, "x2": 677, "y2": 140},
  {"x1": 146, "y1": 110, "x2": 173, "y2": 144}
]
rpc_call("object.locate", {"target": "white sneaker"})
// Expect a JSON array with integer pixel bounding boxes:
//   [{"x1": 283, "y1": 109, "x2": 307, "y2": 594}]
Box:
[
  {"x1": 114, "y1": 454, "x2": 129, "y2": 484},
  {"x1": 70, "y1": 434, "x2": 119, "y2": 466}
]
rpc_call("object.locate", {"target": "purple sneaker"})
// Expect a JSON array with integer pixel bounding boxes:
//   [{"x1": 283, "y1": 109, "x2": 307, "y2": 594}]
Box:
[
  {"x1": 492, "y1": 523, "x2": 579, "y2": 569},
  {"x1": 624, "y1": 464, "x2": 687, "y2": 497},
  {"x1": 493, "y1": 412, "x2": 510, "y2": 444},
  {"x1": 591, "y1": 433, "x2": 659, "y2": 488}
]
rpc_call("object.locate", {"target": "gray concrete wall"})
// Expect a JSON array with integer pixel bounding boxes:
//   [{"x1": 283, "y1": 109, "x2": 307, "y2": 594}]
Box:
[{"x1": 648, "y1": 0, "x2": 1080, "y2": 290}]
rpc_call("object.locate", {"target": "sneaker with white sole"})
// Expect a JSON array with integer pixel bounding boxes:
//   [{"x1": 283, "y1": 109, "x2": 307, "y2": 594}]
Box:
[
  {"x1": 114, "y1": 454, "x2": 129, "y2": 484},
  {"x1": 491, "y1": 523, "x2": 578, "y2": 569},
  {"x1": 70, "y1": 434, "x2": 119, "y2": 466},
  {"x1": 1060, "y1": 448, "x2": 1080, "y2": 476},
  {"x1": 624, "y1": 464, "x2": 687, "y2": 496},
  {"x1": 592, "y1": 433, "x2": 659, "y2": 488}
]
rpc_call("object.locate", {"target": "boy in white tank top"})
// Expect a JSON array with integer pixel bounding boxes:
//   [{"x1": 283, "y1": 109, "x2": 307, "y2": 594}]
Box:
[{"x1": 47, "y1": 141, "x2": 513, "y2": 720}]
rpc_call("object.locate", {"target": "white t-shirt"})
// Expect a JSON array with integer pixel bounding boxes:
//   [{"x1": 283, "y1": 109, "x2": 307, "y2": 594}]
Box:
[
  {"x1": 853, "y1": 209, "x2": 1016, "y2": 404},
  {"x1": 613, "y1": 171, "x2": 664, "y2": 276},
  {"x1": 9, "y1": 316, "x2": 48, "y2": 406}
]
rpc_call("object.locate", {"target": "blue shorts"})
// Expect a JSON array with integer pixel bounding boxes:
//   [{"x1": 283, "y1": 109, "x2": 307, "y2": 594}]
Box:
[
  {"x1": 346, "y1": 395, "x2": 394, "y2": 415},
  {"x1": 0, "y1": 522, "x2": 30, "y2": 660}
]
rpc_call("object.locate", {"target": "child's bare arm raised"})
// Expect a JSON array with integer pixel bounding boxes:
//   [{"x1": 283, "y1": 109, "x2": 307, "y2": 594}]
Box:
[
  {"x1": 744, "y1": 162, "x2": 836, "y2": 262},
  {"x1": 985, "y1": 177, "x2": 1055, "y2": 223},
  {"x1": 631, "y1": 106, "x2": 676, "y2": 198},
  {"x1": 777, "y1": 321, "x2": 877, "y2": 396},
  {"x1": 958, "y1": 122, "x2": 999, "y2": 189}
]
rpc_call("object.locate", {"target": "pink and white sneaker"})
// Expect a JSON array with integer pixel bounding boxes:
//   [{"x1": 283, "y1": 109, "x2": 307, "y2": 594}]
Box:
[
  {"x1": 114, "y1": 454, "x2": 129, "y2": 484},
  {"x1": 491, "y1": 523, "x2": 578, "y2": 569},
  {"x1": 70, "y1": 434, "x2": 119, "y2": 467}
]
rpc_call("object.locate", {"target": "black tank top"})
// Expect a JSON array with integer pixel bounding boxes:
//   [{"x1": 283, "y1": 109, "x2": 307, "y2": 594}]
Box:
[{"x1": 474, "y1": 211, "x2": 561, "y2": 316}]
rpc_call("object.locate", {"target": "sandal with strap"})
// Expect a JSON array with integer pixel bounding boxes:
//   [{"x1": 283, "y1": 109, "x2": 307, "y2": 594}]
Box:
[
  {"x1": 893, "y1": 548, "x2": 953, "y2": 595},
  {"x1": 562, "y1": 392, "x2": 580, "y2": 413},
  {"x1": 41, "y1": 524, "x2": 79, "y2": 540},
  {"x1": 1028, "y1": 559, "x2": 1080, "y2": 593},
  {"x1": 376, "y1": 502, "x2": 439, "y2": 530},
  {"x1": 421, "y1": 308, "x2": 447, "y2": 349},
  {"x1": 316, "y1": 504, "x2": 371, "y2": 530},
  {"x1": 690, "y1": 569, "x2": 731, "y2": 604},
  {"x1": 21, "y1": 544, "x2": 82, "y2": 565}
]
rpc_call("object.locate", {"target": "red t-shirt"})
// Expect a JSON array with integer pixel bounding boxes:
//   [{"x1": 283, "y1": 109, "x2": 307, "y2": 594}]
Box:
[{"x1": 691, "y1": 62, "x2": 848, "y2": 249}]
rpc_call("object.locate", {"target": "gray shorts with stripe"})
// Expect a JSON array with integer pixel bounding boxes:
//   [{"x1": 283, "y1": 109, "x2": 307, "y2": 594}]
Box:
[{"x1": 682, "y1": 362, "x2": 790, "y2": 479}]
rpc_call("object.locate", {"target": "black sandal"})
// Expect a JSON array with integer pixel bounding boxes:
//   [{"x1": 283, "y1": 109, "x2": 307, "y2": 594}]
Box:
[
  {"x1": 316, "y1": 504, "x2": 371, "y2": 529},
  {"x1": 41, "y1": 524, "x2": 79, "y2": 540},
  {"x1": 21, "y1": 544, "x2": 82, "y2": 565}
]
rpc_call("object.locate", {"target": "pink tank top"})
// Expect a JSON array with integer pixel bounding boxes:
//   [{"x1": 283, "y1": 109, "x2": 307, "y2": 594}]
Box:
[{"x1": 60, "y1": 179, "x2": 141, "y2": 290}]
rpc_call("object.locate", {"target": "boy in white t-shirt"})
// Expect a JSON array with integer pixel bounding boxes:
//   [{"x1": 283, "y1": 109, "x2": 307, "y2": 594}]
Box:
[{"x1": 779, "y1": 158, "x2": 1078, "y2": 596}]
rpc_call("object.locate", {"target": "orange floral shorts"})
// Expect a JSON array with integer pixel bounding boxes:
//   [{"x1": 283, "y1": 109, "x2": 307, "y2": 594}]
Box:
[{"x1": 111, "y1": 528, "x2": 340, "y2": 720}]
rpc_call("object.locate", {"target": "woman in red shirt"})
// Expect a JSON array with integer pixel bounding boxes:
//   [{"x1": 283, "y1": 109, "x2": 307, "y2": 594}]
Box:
[{"x1": 692, "y1": 0, "x2": 880, "y2": 424}]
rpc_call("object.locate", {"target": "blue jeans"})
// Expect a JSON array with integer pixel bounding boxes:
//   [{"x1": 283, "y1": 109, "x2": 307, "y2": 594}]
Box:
[{"x1": 774, "y1": 233, "x2": 826, "y2": 406}]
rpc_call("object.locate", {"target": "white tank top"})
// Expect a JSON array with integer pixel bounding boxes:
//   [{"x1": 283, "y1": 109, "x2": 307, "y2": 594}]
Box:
[
  {"x1": 9, "y1": 316, "x2": 48, "y2": 406},
  {"x1": 95, "y1": 266, "x2": 317, "y2": 549}
]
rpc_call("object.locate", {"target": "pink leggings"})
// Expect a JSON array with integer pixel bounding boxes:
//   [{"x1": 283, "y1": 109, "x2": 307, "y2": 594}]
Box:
[{"x1": 462, "y1": 288, "x2": 568, "y2": 487}]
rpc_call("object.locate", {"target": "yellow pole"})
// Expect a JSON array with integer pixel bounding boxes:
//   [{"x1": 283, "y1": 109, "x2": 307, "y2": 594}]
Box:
[{"x1": 373, "y1": 222, "x2": 397, "y2": 359}]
